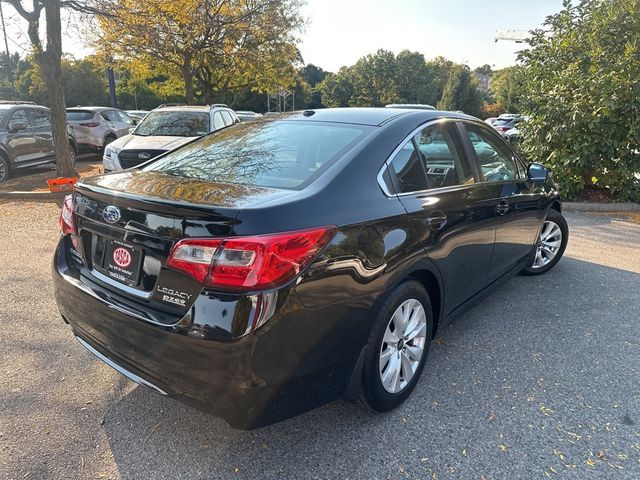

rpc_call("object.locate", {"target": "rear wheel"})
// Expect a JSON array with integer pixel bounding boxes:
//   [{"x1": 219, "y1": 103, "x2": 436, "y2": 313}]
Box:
[
  {"x1": 0, "y1": 155, "x2": 9, "y2": 183},
  {"x1": 521, "y1": 209, "x2": 568, "y2": 275},
  {"x1": 69, "y1": 143, "x2": 77, "y2": 167},
  {"x1": 360, "y1": 281, "x2": 433, "y2": 411}
]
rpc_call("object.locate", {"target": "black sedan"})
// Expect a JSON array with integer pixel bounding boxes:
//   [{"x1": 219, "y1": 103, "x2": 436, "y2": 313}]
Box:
[{"x1": 52, "y1": 108, "x2": 568, "y2": 429}]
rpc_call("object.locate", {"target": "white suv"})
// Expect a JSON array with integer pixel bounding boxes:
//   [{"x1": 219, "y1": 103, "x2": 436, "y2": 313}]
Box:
[{"x1": 103, "y1": 105, "x2": 240, "y2": 172}]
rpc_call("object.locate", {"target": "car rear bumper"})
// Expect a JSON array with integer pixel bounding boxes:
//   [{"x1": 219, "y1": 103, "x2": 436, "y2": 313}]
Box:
[{"x1": 52, "y1": 239, "x2": 365, "y2": 429}]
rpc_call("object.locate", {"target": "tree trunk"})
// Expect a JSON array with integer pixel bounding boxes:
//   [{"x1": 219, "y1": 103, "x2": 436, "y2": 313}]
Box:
[
  {"x1": 41, "y1": 0, "x2": 75, "y2": 178},
  {"x1": 182, "y1": 55, "x2": 195, "y2": 105}
]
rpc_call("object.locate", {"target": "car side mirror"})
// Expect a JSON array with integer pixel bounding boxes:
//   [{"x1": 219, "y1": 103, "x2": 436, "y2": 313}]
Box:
[
  {"x1": 9, "y1": 122, "x2": 27, "y2": 133},
  {"x1": 527, "y1": 163, "x2": 550, "y2": 183}
]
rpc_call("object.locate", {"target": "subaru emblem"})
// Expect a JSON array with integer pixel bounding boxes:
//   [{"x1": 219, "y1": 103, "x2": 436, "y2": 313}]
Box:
[
  {"x1": 138, "y1": 152, "x2": 151, "y2": 160},
  {"x1": 102, "y1": 206, "x2": 121, "y2": 224}
]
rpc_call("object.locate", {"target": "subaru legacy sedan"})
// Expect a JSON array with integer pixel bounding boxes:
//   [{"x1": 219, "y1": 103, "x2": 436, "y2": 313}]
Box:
[{"x1": 52, "y1": 108, "x2": 568, "y2": 429}]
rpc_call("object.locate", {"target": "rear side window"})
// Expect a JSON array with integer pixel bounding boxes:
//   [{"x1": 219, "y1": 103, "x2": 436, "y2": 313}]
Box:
[
  {"x1": 213, "y1": 112, "x2": 225, "y2": 130},
  {"x1": 28, "y1": 109, "x2": 51, "y2": 127},
  {"x1": 463, "y1": 124, "x2": 521, "y2": 182},
  {"x1": 7, "y1": 109, "x2": 29, "y2": 130},
  {"x1": 220, "y1": 110, "x2": 233, "y2": 127},
  {"x1": 144, "y1": 120, "x2": 372, "y2": 189},
  {"x1": 67, "y1": 110, "x2": 95, "y2": 121},
  {"x1": 389, "y1": 122, "x2": 474, "y2": 193}
]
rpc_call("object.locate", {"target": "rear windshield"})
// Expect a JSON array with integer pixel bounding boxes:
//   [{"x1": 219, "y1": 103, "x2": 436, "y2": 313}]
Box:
[
  {"x1": 144, "y1": 120, "x2": 372, "y2": 189},
  {"x1": 134, "y1": 111, "x2": 209, "y2": 137},
  {"x1": 67, "y1": 110, "x2": 95, "y2": 121}
]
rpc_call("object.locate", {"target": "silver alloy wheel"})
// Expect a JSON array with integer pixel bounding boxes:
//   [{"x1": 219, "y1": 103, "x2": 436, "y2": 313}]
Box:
[
  {"x1": 532, "y1": 220, "x2": 563, "y2": 269},
  {"x1": 0, "y1": 161, "x2": 6, "y2": 181},
  {"x1": 379, "y1": 298, "x2": 427, "y2": 394}
]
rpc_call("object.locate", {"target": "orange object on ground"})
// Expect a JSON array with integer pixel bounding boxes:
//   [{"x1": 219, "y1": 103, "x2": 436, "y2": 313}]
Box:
[{"x1": 47, "y1": 177, "x2": 78, "y2": 193}]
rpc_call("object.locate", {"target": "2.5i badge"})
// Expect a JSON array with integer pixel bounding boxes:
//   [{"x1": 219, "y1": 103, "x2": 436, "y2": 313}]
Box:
[{"x1": 155, "y1": 285, "x2": 193, "y2": 306}]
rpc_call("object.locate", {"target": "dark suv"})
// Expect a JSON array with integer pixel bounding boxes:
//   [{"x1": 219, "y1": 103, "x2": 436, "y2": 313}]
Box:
[
  {"x1": 52, "y1": 108, "x2": 568, "y2": 429},
  {"x1": 0, "y1": 102, "x2": 77, "y2": 182}
]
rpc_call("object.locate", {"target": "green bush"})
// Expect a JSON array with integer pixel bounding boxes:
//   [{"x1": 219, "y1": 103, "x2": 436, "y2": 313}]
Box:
[{"x1": 519, "y1": 0, "x2": 640, "y2": 202}]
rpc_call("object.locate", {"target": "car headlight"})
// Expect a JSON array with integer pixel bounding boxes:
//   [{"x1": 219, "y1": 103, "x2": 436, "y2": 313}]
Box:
[{"x1": 103, "y1": 144, "x2": 122, "y2": 171}]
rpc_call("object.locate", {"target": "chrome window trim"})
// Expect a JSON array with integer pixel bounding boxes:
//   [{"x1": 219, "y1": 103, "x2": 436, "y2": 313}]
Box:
[
  {"x1": 377, "y1": 118, "x2": 461, "y2": 198},
  {"x1": 377, "y1": 117, "x2": 527, "y2": 198}
]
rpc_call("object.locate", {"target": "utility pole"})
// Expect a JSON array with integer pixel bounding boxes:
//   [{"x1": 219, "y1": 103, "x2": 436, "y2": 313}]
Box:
[{"x1": 0, "y1": 1, "x2": 15, "y2": 99}]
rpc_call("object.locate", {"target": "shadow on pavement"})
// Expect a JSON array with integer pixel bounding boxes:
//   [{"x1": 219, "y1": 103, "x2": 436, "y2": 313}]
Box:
[{"x1": 102, "y1": 257, "x2": 640, "y2": 480}]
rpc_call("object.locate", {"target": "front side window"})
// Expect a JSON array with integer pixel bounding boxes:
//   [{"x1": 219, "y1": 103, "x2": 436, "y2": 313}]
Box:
[
  {"x1": 7, "y1": 110, "x2": 29, "y2": 131},
  {"x1": 115, "y1": 111, "x2": 133, "y2": 124},
  {"x1": 144, "y1": 120, "x2": 371, "y2": 189},
  {"x1": 463, "y1": 124, "x2": 520, "y2": 182},
  {"x1": 389, "y1": 122, "x2": 473, "y2": 194},
  {"x1": 220, "y1": 110, "x2": 233, "y2": 127},
  {"x1": 134, "y1": 111, "x2": 210, "y2": 137}
]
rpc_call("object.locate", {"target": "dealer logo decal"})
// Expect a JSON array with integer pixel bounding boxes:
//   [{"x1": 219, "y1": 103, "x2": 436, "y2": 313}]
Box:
[{"x1": 113, "y1": 247, "x2": 132, "y2": 268}]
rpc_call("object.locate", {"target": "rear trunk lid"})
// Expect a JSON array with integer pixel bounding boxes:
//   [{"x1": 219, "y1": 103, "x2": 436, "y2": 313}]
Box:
[{"x1": 70, "y1": 170, "x2": 293, "y2": 318}]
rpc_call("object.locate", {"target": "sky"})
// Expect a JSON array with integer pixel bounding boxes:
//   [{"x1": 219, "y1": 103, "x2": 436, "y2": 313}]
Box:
[{"x1": 2, "y1": 0, "x2": 565, "y2": 71}]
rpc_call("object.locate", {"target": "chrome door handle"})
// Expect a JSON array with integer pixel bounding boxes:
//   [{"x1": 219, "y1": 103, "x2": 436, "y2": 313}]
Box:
[{"x1": 496, "y1": 200, "x2": 509, "y2": 215}]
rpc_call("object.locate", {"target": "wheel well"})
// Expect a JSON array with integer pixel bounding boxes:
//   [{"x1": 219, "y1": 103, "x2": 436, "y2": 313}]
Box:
[
  {"x1": 407, "y1": 269, "x2": 441, "y2": 339},
  {"x1": 550, "y1": 201, "x2": 561, "y2": 213}
]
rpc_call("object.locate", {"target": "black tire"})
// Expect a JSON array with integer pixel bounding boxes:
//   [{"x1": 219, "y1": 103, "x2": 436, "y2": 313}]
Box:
[
  {"x1": 520, "y1": 209, "x2": 569, "y2": 275},
  {"x1": 360, "y1": 280, "x2": 433, "y2": 412},
  {"x1": 69, "y1": 143, "x2": 77, "y2": 167},
  {"x1": 0, "y1": 154, "x2": 9, "y2": 183}
]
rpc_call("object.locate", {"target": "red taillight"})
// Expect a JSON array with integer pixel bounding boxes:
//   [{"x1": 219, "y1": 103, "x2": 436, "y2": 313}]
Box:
[
  {"x1": 59, "y1": 194, "x2": 77, "y2": 236},
  {"x1": 79, "y1": 122, "x2": 100, "y2": 127},
  {"x1": 167, "y1": 226, "x2": 337, "y2": 291}
]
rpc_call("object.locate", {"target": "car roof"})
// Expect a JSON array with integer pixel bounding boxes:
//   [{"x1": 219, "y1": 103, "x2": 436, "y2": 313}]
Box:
[
  {"x1": 67, "y1": 106, "x2": 115, "y2": 112},
  {"x1": 275, "y1": 107, "x2": 475, "y2": 127},
  {"x1": 0, "y1": 103, "x2": 47, "y2": 110},
  {"x1": 152, "y1": 105, "x2": 213, "y2": 112}
]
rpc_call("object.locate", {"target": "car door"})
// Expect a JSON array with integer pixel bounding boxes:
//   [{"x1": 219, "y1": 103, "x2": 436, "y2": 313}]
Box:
[
  {"x1": 27, "y1": 108, "x2": 54, "y2": 159},
  {"x1": 6, "y1": 109, "x2": 40, "y2": 163},
  {"x1": 386, "y1": 120, "x2": 497, "y2": 316},
  {"x1": 458, "y1": 121, "x2": 546, "y2": 282}
]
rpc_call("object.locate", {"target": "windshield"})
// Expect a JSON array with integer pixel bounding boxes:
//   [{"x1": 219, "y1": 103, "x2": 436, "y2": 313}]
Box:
[
  {"x1": 67, "y1": 110, "x2": 95, "y2": 121},
  {"x1": 134, "y1": 111, "x2": 209, "y2": 137},
  {"x1": 143, "y1": 120, "x2": 372, "y2": 189}
]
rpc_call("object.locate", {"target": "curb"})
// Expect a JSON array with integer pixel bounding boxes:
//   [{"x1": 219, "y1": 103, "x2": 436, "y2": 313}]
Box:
[
  {"x1": 0, "y1": 190, "x2": 69, "y2": 201},
  {"x1": 563, "y1": 202, "x2": 640, "y2": 212}
]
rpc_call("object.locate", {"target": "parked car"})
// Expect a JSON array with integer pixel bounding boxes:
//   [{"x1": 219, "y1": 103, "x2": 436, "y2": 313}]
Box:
[
  {"x1": 102, "y1": 105, "x2": 240, "y2": 172},
  {"x1": 235, "y1": 110, "x2": 262, "y2": 122},
  {"x1": 124, "y1": 110, "x2": 149, "y2": 123},
  {"x1": 53, "y1": 108, "x2": 568, "y2": 429},
  {"x1": 0, "y1": 103, "x2": 77, "y2": 182},
  {"x1": 485, "y1": 117, "x2": 498, "y2": 126},
  {"x1": 66, "y1": 107, "x2": 134, "y2": 153},
  {"x1": 386, "y1": 103, "x2": 436, "y2": 110},
  {"x1": 492, "y1": 117, "x2": 521, "y2": 134}
]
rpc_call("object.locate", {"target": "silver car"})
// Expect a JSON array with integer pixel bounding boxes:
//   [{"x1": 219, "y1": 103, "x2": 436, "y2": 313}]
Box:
[
  {"x1": 103, "y1": 105, "x2": 240, "y2": 172},
  {"x1": 67, "y1": 107, "x2": 134, "y2": 153}
]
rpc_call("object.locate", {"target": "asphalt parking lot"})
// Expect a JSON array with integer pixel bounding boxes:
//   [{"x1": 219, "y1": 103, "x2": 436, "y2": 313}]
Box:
[{"x1": 0, "y1": 205, "x2": 638, "y2": 480}]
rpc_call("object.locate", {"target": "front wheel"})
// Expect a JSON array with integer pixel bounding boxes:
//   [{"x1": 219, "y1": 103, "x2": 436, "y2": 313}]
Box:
[
  {"x1": 0, "y1": 155, "x2": 9, "y2": 183},
  {"x1": 520, "y1": 209, "x2": 569, "y2": 275},
  {"x1": 360, "y1": 281, "x2": 433, "y2": 412}
]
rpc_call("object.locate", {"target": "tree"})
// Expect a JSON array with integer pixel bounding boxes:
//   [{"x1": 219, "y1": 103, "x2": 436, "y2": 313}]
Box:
[
  {"x1": 6, "y1": 0, "x2": 75, "y2": 177},
  {"x1": 95, "y1": 0, "x2": 304, "y2": 105},
  {"x1": 425, "y1": 56, "x2": 455, "y2": 105},
  {"x1": 519, "y1": 0, "x2": 640, "y2": 201},
  {"x1": 490, "y1": 66, "x2": 525, "y2": 113},
  {"x1": 394, "y1": 50, "x2": 435, "y2": 105},
  {"x1": 317, "y1": 67, "x2": 355, "y2": 107},
  {"x1": 348, "y1": 49, "x2": 398, "y2": 106},
  {"x1": 437, "y1": 65, "x2": 482, "y2": 117}
]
